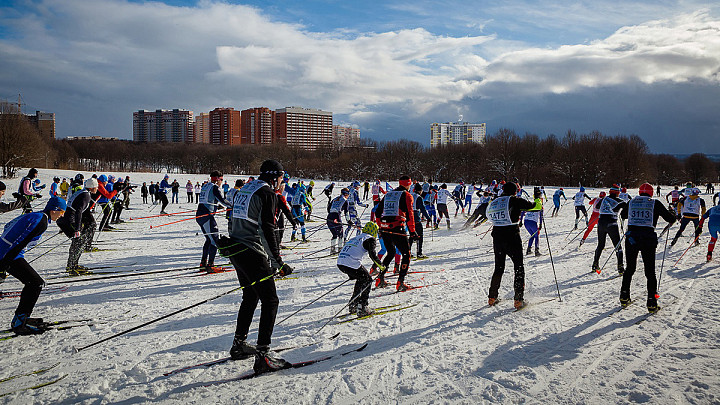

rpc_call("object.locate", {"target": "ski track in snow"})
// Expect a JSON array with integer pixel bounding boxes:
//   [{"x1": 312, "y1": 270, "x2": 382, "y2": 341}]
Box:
[{"x1": 0, "y1": 168, "x2": 718, "y2": 404}]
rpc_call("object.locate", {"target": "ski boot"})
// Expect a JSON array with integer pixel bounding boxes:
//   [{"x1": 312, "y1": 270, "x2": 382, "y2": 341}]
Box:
[
  {"x1": 66, "y1": 265, "x2": 91, "y2": 276},
  {"x1": 670, "y1": 237, "x2": 678, "y2": 247},
  {"x1": 160, "y1": 210, "x2": 168, "y2": 215},
  {"x1": 646, "y1": 297, "x2": 660, "y2": 313},
  {"x1": 693, "y1": 239, "x2": 700, "y2": 247},
  {"x1": 84, "y1": 246, "x2": 100, "y2": 253},
  {"x1": 206, "y1": 265, "x2": 224, "y2": 273},
  {"x1": 535, "y1": 247, "x2": 541, "y2": 257},
  {"x1": 356, "y1": 305, "x2": 374, "y2": 317},
  {"x1": 488, "y1": 297, "x2": 499, "y2": 307},
  {"x1": 253, "y1": 346, "x2": 291, "y2": 374},
  {"x1": 290, "y1": 235, "x2": 296, "y2": 242},
  {"x1": 302, "y1": 236, "x2": 308, "y2": 243},
  {"x1": 368, "y1": 264, "x2": 378, "y2": 277},
  {"x1": 708, "y1": 251, "x2": 713, "y2": 262},
  {"x1": 526, "y1": 246, "x2": 532, "y2": 256},
  {"x1": 514, "y1": 300, "x2": 525, "y2": 310},
  {"x1": 348, "y1": 302, "x2": 358, "y2": 314},
  {"x1": 591, "y1": 263, "x2": 600, "y2": 274},
  {"x1": 230, "y1": 337, "x2": 258, "y2": 360},
  {"x1": 11, "y1": 313, "x2": 46, "y2": 336},
  {"x1": 375, "y1": 277, "x2": 389, "y2": 288},
  {"x1": 396, "y1": 280, "x2": 412, "y2": 292},
  {"x1": 620, "y1": 292, "x2": 631, "y2": 308},
  {"x1": 579, "y1": 239, "x2": 585, "y2": 247},
  {"x1": 416, "y1": 253, "x2": 428, "y2": 259}
]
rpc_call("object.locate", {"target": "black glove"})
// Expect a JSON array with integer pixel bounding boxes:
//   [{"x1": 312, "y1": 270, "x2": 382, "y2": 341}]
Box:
[
  {"x1": 34, "y1": 193, "x2": 42, "y2": 198},
  {"x1": 216, "y1": 235, "x2": 236, "y2": 257},
  {"x1": 410, "y1": 231, "x2": 419, "y2": 241},
  {"x1": 278, "y1": 263, "x2": 294, "y2": 277}
]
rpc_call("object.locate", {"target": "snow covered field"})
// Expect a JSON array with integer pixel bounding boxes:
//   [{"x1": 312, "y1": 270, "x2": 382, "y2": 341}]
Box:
[{"x1": 0, "y1": 168, "x2": 718, "y2": 404}]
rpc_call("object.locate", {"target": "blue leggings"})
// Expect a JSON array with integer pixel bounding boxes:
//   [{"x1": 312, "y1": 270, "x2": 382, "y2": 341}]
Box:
[{"x1": 525, "y1": 220, "x2": 540, "y2": 248}]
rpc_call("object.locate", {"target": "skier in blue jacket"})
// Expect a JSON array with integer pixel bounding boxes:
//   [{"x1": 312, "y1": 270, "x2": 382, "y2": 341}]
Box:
[{"x1": 0, "y1": 196, "x2": 67, "y2": 335}]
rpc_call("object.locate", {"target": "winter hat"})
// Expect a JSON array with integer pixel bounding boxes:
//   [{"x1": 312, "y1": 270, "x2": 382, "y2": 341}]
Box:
[
  {"x1": 413, "y1": 183, "x2": 423, "y2": 193},
  {"x1": 97, "y1": 174, "x2": 108, "y2": 183},
  {"x1": 107, "y1": 175, "x2": 115, "y2": 182},
  {"x1": 691, "y1": 188, "x2": 701, "y2": 196},
  {"x1": 74, "y1": 173, "x2": 84, "y2": 182},
  {"x1": 28, "y1": 168, "x2": 38, "y2": 178},
  {"x1": 579, "y1": 186, "x2": 585, "y2": 192},
  {"x1": 259, "y1": 159, "x2": 284, "y2": 182},
  {"x1": 0, "y1": 181, "x2": 5, "y2": 191},
  {"x1": 609, "y1": 184, "x2": 621, "y2": 195},
  {"x1": 234, "y1": 179, "x2": 244, "y2": 188},
  {"x1": 45, "y1": 196, "x2": 67, "y2": 212},
  {"x1": 503, "y1": 182, "x2": 518, "y2": 196},
  {"x1": 638, "y1": 183, "x2": 654, "y2": 197},
  {"x1": 599, "y1": 191, "x2": 607, "y2": 198},
  {"x1": 398, "y1": 176, "x2": 412, "y2": 189},
  {"x1": 84, "y1": 178, "x2": 99, "y2": 189}
]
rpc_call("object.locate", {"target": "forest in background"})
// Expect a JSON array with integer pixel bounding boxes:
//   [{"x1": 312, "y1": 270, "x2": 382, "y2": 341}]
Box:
[{"x1": 1, "y1": 113, "x2": 718, "y2": 187}]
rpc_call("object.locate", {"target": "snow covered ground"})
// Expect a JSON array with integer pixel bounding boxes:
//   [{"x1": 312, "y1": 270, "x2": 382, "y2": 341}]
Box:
[{"x1": 0, "y1": 168, "x2": 718, "y2": 404}]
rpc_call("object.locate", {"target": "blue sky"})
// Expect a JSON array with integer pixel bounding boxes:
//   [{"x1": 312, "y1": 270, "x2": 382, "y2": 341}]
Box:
[{"x1": 1, "y1": 0, "x2": 719, "y2": 153}]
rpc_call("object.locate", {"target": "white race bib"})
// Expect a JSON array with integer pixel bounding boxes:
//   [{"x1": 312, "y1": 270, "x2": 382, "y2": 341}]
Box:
[
  {"x1": 383, "y1": 191, "x2": 403, "y2": 217},
  {"x1": 232, "y1": 180, "x2": 269, "y2": 223},
  {"x1": 487, "y1": 196, "x2": 514, "y2": 226},
  {"x1": 599, "y1": 197, "x2": 620, "y2": 218},
  {"x1": 574, "y1": 192, "x2": 585, "y2": 206},
  {"x1": 682, "y1": 198, "x2": 701, "y2": 216},
  {"x1": 627, "y1": 196, "x2": 655, "y2": 228}
]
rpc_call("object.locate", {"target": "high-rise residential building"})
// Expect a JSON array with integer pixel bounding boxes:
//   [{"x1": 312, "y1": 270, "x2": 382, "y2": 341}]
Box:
[
  {"x1": 430, "y1": 122, "x2": 486, "y2": 147},
  {"x1": 209, "y1": 108, "x2": 241, "y2": 146},
  {"x1": 332, "y1": 125, "x2": 360, "y2": 149},
  {"x1": 193, "y1": 113, "x2": 210, "y2": 144},
  {"x1": 25, "y1": 111, "x2": 55, "y2": 140},
  {"x1": 241, "y1": 107, "x2": 275, "y2": 145},
  {"x1": 275, "y1": 107, "x2": 332, "y2": 151},
  {"x1": 133, "y1": 109, "x2": 193, "y2": 143}
]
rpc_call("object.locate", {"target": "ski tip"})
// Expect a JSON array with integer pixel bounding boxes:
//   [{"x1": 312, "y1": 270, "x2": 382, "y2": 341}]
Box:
[
  {"x1": 330, "y1": 332, "x2": 341, "y2": 339},
  {"x1": 357, "y1": 343, "x2": 369, "y2": 351},
  {"x1": 71, "y1": 346, "x2": 80, "y2": 354}
]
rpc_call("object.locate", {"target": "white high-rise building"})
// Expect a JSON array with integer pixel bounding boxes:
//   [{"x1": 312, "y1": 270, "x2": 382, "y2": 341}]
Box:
[{"x1": 430, "y1": 122, "x2": 486, "y2": 147}]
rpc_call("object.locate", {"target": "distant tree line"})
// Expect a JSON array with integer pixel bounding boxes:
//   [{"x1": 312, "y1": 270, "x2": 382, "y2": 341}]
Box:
[{"x1": 2, "y1": 121, "x2": 718, "y2": 187}]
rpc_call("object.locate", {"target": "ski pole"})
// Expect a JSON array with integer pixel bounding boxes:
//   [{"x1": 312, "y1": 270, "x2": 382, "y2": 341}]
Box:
[
  {"x1": 479, "y1": 225, "x2": 493, "y2": 240},
  {"x1": 656, "y1": 227, "x2": 670, "y2": 299},
  {"x1": 598, "y1": 233, "x2": 626, "y2": 274},
  {"x1": 276, "y1": 278, "x2": 351, "y2": 325},
  {"x1": 563, "y1": 227, "x2": 586, "y2": 249},
  {"x1": 149, "y1": 209, "x2": 230, "y2": 229},
  {"x1": 129, "y1": 209, "x2": 197, "y2": 221},
  {"x1": 24, "y1": 231, "x2": 62, "y2": 253},
  {"x1": 672, "y1": 232, "x2": 703, "y2": 268},
  {"x1": 315, "y1": 276, "x2": 376, "y2": 336},
  {"x1": 541, "y1": 216, "x2": 562, "y2": 302},
  {"x1": 27, "y1": 238, "x2": 70, "y2": 264},
  {"x1": 75, "y1": 272, "x2": 276, "y2": 352}
]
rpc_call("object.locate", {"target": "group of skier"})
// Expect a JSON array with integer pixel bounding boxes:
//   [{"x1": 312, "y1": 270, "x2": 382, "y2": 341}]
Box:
[{"x1": 1, "y1": 163, "x2": 719, "y2": 375}]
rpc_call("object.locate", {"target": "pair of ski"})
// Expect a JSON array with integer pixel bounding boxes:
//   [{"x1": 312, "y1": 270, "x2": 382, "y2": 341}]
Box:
[
  {"x1": 607, "y1": 299, "x2": 671, "y2": 325},
  {"x1": 372, "y1": 279, "x2": 449, "y2": 298},
  {"x1": 336, "y1": 303, "x2": 418, "y2": 324},
  {"x1": 0, "y1": 319, "x2": 98, "y2": 341},
  {"x1": 489, "y1": 297, "x2": 558, "y2": 314},
  {"x1": 164, "y1": 333, "x2": 341, "y2": 376}
]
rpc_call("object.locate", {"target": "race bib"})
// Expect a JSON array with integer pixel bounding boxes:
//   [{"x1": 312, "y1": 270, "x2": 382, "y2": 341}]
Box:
[
  {"x1": 232, "y1": 180, "x2": 269, "y2": 222},
  {"x1": 599, "y1": 197, "x2": 620, "y2": 218},
  {"x1": 487, "y1": 196, "x2": 514, "y2": 226},
  {"x1": 383, "y1": 191, "x2": 403, "y2": 217},
  {"x1": 627, "y1": 196, "x2": 654, "y2": 228}
]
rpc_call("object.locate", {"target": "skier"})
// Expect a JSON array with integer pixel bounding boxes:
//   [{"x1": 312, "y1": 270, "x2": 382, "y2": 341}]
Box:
[
  {"x1": 0, "y1": 196, "x2": 66, "y2": 335},
  {"x1": 59, "y1": 178, "x2": 69, "y2": 198},
  {"x1": 371, "y1": 180, "x2": 386, "y2": 207},
  {"x1": 617, "y1": 183, "x2": 676, "y2": 312},
  {"x1": 452, "y1": 182, "x2": 465, "y2": 217},
  {"x1": 122, "y1": 176, "x2": 134, "y2": 209},
  {"x1": 700, "y1": 203, "x2": 720, "y2": 261},
  {"x1": 344, "y1": 181, "x2": 368, "y2": 241},
  {"x1": 290, "y1": 184, "x2": 310, "y2": 242},
  {"x1": 157, "y1": 175, "x2": 170, "y2": 214},
  {"x1": 486, "y1": 182, "x2": 543, "y2": 309},
  {"x1": 148, "y1": 182, "x2": 156, "y2": 204},
  {"x1": 49, "y1": 177, "x2": 60, "y2": 197},
  {"x1": 221, "y1": 159, "x2": 294, "y2": 373},
  {"x1": 186, "y1": 180, "x2": 194, "y2": 203},
  {"x1": 373, "y1": 175, "x2": 418, "y2": 291},
  {"x1": 222, "y1": 181, "x2": 230, "y2": 198},
  {"x1": 363, "y1": 181, "x2": 370, "y2": 200},
  {"x1": 15, "y1": 168, "x2": 42, "y2": 213},
  {"x1": 0, "y1": 181, "x2": 24, "y2": 213},
  {"x1": 327, "y1": 188, "x2": 350, "y2": 254},
  {"x1": 591, "y1": 185, "x2": 624, "y2": 273},
  {"x1": 523, "y1": 187, "x2": 544, "y2": 256},
  {"x1": 573, "y1": 187, "x2": 591, "y2": 229},
  {"x1": 110, "y1": 177, "x2": 127, "y2": 225},
  {"x1": 273, "y1": 185, "x2": 296, "y2": 248},
  {"x1": 463, "y1": 191, "x2": 491, "y2": 229},
  {"x1": 197, "y1": 171, "x2": 232, "y2": 273},
  {"x1": 423, "y1": 186, "x2": 438, "y2": 228},
  {"x1": 670, "y1": 188, "x2": 706, "y2": 247},
  {"x1": 141, "y1": 182, "x2": 148, "y2": 204},
  {"x1": 337, "y1": 222, "x2": 385, "y2": 316},
  {"x1": 410, "y1": 183, "x2": 431, "y2": 258},
  {"x1": 96, "y1": 175, "x2": 118, "y2": 232},
  {"x1": 57, "y1": 178, "x2": 98, "y2": 274},
  {"x1": 665, "y1": 186, "x2": 681, "y2": 215},
  {"x1": 323, "y1": 182, "x2": 335, "y2": 200},
  {"x1": 551, "y1": 188, "x2": 567, "y2": 217},
  {"x1": 171, "y1": 179, "x2": 180, "y2": 204},
  {"x1": 436, "y1": 184, "x2": 452, "y2": 229},
  {"x1": 464, "y1": 182, "x2": 477, "y2": 213},
  {"x1": 194, "y1": 182, "x2": 201, "y2": 203},
  {"x1": 618, "y1": 187, "x2": 631, "y2": 202},
  {"x1": 70, "y1": 173, "x2": 84, "y2": 193},
  {"x1": 580, "y1": 191, "x2": 605, "y2": 246}
]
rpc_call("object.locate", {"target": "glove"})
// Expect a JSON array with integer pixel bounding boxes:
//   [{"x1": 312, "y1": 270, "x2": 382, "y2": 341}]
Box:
[
  {"x1": 34, "y1": 193, "x2": 42, "y2": 198},
  {"x1": 40, "y1": 184, "x2": 46, "y2": 189},
  {"x1": 216, "y1": 235, "x2": 235, "y2": 257},
  {"x1": 278, "y1": 263, "x2": 294, "y2": 277},
  {"x1": 410, "y1": 231, "x2": 419, "y2": 241}
]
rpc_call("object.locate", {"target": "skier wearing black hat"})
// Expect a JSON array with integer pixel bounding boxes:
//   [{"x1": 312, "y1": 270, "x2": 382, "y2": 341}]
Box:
[
  {"x1": 57, "y1": 178, "x2": 99, "y2": 274},
  {"x1": 486, "y1": 182, "x2": 542, "y2": 310},
  {"x1": 15, "y1": 168, "x2": 42, "y2": 213},
  {"x1": 220, "y1": 159, "x2": 294, "y2": 374}
]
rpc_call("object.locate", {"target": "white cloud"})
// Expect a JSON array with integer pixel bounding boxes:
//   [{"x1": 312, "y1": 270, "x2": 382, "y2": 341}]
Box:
[{"x1": 473, "y1": 10, "x2": 720, "y2": 97}]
